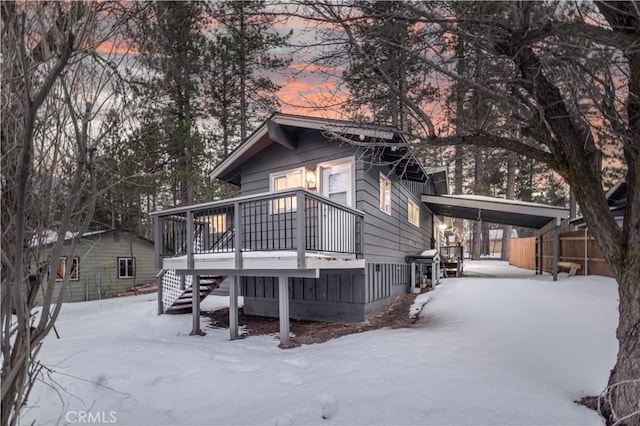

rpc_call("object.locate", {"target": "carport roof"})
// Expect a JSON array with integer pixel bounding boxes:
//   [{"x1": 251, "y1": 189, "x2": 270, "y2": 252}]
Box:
[{"x1": 421, "y1": 194, "x2": 569, "y2": 230}]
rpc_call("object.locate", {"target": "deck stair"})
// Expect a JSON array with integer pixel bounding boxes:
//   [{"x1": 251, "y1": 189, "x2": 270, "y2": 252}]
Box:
[{"x1": 165, "y1": 276, "x2": 224, "y2": 315}]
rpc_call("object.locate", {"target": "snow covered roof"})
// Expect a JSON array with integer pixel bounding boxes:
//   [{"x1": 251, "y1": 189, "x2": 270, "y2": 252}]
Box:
[
  {"x1": 30, "y1": 229, "x2": 111, "y2": 247},
  {"x1": 421, "y1": 194, "x2": 568, "y2": 230}
]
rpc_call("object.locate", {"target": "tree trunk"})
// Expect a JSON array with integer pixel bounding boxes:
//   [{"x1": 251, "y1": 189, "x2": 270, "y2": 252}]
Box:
[
  {"x1": 471, "y1": 147, "x2": 483, "y2": 259},
  {"x1": 454, "y1": 145, "x2": 465, "y2": 243},
  {"x1": 605, "y1": 256, "x2": 640, "y2": 425},
  {"x1": 501, "y1": 154, "x2": 517, "y2": 260},
  {"x1": 481, "y1": 222, "x2": 490, "y2": 256},
  {"x1": 453, "y1": 34, "x2": 466, "y2": 244}
]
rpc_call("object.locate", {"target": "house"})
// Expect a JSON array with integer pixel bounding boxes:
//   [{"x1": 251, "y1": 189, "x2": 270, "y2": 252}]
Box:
[
  {"x1": 37, "y1": 229, "x2": 157, "y2": 303},
  {"x1": 152, "y1": 113, "x2": 449, "y2": 340}
]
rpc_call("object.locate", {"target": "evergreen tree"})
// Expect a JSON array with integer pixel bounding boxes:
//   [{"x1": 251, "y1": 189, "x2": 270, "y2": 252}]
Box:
[
  {"x1": 136, "y1": 1, "x2": 208, "y2": 206},
  {"x1": 206, "y1": 0, "x2": 291, "y2": 154},
  {"x1": 341, "y1": 1, "x2": 437, "y2": 133}
]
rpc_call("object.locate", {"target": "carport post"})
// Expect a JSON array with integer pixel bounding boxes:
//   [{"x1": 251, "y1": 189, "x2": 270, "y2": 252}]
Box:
[
  {"x1": 538, "y1": 235, "x2": 544, "y2": 275},
  {"x1": 552, "y1": 222, "x2": 559, "y2": 282}
]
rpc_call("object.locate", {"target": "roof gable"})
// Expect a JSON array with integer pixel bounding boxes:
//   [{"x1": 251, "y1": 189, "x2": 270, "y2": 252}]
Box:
[{"x1": 210, "y1": 113, "x2": 434, "y2": 186}]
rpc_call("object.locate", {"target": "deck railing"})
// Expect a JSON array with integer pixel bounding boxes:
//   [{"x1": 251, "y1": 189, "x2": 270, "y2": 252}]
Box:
[{"x1": 151, "y1": 189, "x2": 364, "y2": 270}]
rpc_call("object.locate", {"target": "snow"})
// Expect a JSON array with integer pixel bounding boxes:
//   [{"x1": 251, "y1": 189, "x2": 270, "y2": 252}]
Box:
[
  {"x1": 444, "y1": 193, "x2": 568, "y2": 210},
  {"x1": 30, "y1": 229, "x2": 109, "y2": 247},
  {"x1": 23, "y1": 261, "x2": 618, "y2": 425}
]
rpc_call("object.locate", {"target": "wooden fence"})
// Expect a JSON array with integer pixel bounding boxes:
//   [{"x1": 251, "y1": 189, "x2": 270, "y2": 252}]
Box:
[{"x1": 508, "y1": 229, "x2": 614, "y2": 277}]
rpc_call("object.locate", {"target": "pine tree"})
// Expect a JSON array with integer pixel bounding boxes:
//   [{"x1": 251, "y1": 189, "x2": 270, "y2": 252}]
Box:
[
  {"x1": 135, "y1": 1, "x2": 208, "y2": 206},
  {"x1": 206, "y1": 0, "x2": 291, "y2": 154}
]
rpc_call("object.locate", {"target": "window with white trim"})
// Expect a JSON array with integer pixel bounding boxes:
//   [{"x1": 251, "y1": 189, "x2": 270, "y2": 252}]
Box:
[
  {"x1": 270, "y1": 168, "x2": 304, "y2": 213},
  {"x1": 379, "y1": 174, "x2": 391, "y2": 215},
  {"x1": 56, "y1": 257, "x2": 79, "y2": 281},
  {"x1": 408, "y1": 200, "x2": 420, "y2": 227},
  {"x1": 118, "y1": 257, "x2": 135, "y2": 279}
]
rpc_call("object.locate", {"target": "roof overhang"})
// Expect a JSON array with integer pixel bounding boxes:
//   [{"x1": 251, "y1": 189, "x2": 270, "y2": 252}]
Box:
[
  {"x1": 421, "y1": 194, "x2": 569, "y2": 230},
  {"x1": 211, "y1": 113, "x2": 431, "y2": 185}
]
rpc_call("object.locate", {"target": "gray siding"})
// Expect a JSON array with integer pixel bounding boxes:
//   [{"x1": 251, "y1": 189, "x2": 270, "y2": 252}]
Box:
[
  {"x1": 42, "y1": 232, "x2": 156, "y2": 303},
  {"x1": 357, "y1": 163, "x2": 434, "y2": 263}
]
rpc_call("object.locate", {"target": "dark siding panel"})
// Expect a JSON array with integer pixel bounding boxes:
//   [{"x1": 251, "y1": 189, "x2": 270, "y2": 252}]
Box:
[
  {"x1": 316, "y1": 277, "x2": 327, "y2": 301},
  {"x1": 243, "y1": 297, "x2": 365, "y2": 323},
  {"x1": 304, "y1": 279, "x2": 315, "y2": 300},
  {"x1": 241, "y1": 270, "x2": 366, "y2": 322},
  {"x1": 365, "y1": 262, "x2": 410, "y2": 304},
  {"x1": 293, "y1": 278, "x2": 304, "y2": 300},
  {"x1": 327, "y1": 276, "x2": 340, "y2": 302},
  {"x1": 264, "y1": 278, "x2": 275, "y2": 299},
  {"x1": 353, "y1": 273, "x2": 365, "y2": 303},
  {"x1": 340, "y1": 274, "x2": 353, "y2": 302}
]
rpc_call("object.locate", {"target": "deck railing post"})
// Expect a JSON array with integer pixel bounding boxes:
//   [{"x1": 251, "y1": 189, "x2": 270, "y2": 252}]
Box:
[
  {"x1": 357, "y1": 216, "x2": 364, "y2": 259},
  {"x1": 186, "y1": 210, "x2": 194, "y2": 269},
  {"x1": 234, "y1": 202, "x2": 242, "y2": 269},
  {"x1": 296, "y1": 191, "x2": 306, "y2": 269},
  {"x1": 154, "y1": 216, "x2": 163, "y2": 269},
  {"x1": 156, "y1": 269, "x2": 166, "y2": 315}
]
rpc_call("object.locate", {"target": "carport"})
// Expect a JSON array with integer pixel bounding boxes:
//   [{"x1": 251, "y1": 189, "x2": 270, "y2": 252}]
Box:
[{"x1": 421, "y1": 194, "x2": 570, "y2": 281}]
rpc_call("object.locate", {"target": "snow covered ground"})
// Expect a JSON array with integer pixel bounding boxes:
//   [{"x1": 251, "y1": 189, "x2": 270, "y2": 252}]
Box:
[{"x1": 23, "y1": 261, "x2": 618, "y2": 425}]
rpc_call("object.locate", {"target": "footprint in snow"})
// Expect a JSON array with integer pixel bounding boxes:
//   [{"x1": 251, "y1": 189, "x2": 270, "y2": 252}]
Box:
[{"x1": 319, "y1": 393, "x2": 337, "y2": 420}]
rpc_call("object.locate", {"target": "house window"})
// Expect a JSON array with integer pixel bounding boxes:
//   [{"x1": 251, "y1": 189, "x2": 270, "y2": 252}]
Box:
[
  {"x1": 379, "y1": 174, "x2": 391, "y2": 215},
  {"x1": 209, "y1": 214, "x2": 227, "y2": 233},
  {"x1": 270, "y1": 168, "x2": 304, "y2": 213},
  {"x1": 56, "y1": 257, "x2": 79, "y2": 281},
  {"x1": 118, "y1": 257, "x2": 135, "y2": 279},
  {"x1": 408, "y1": 200, "x2": 420, "y2": 227}
]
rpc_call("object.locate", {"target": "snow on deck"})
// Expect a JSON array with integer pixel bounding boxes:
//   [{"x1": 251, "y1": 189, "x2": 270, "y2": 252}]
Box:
[
  {"x1": 163, "y1": 250, "x2": 364, "y2": 271},
  {"x1": 24, "y1": 261, "x2": 617, "y2": 425}
]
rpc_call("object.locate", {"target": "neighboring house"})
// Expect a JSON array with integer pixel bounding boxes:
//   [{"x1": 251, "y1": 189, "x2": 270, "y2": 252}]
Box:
[
  {"x1": 37, "y1": 229, "x2": 157, "y2": 303},
  {"x1": 570, "y1": 181, "x2": 626, "y2": 229},
  {"x1": 152, "y1": 113, "x2": 448, "y2": 325}
]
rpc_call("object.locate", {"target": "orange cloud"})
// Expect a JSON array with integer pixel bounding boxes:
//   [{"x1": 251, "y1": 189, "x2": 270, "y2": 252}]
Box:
[
  {"x1": 278, "y1": 77, "x2": 347, "y2": 119},
  {"x1": 96, "y1": 39, "x2": 137, "y2": 56}
]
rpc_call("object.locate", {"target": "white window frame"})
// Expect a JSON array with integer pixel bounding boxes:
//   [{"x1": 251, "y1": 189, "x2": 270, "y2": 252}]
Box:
[
  {"x1": 269, "y1": 167, "x2": 305, "y2": 213},
  {"x1": 408, "y1": 199, "x2": 420, "y2": 227},
  {"x1": 379, "y1": 173, "x2": 392, "y2": 215},
  {"x1": 118, "y1": 257, "x2": 136, "y2": 279},
  {"x1": 56, "y1": 256, "x2": 79, "y2": 281}
]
